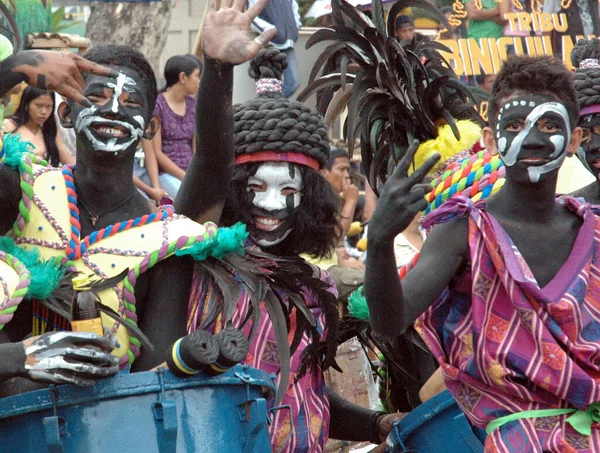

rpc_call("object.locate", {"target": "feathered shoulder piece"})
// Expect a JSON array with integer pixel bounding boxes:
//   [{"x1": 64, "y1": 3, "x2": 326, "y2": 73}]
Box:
[{"x1": 298, "y1": 0, "x2": 484, "y2": 193}]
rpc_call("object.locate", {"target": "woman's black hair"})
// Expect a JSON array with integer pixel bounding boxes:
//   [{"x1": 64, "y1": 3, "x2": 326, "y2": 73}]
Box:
[
  {"x1": 221, "y1": 162, "x2": 341, "y2": 259},
  {"x1": 185, "y1": 54, "x2": 204, "y2": 74},
  {"x1": 161, "y1": 55, "x2": 200, "y2": 93},
  {"x1": 9, "y1": 86, "x2": 60, "y2": 167}
]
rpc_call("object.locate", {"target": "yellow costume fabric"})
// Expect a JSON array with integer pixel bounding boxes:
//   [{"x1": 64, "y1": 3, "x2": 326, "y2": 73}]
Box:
[{"x1": 9, "y1": 155, "x2": 209, "y2": 365}]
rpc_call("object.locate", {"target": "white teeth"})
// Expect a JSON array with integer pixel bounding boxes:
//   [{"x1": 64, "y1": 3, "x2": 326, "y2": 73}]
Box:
[
  {"x1": 255, "y1": 217, "x2": 281, "y2": 226},
  {"x1": 96, "y1": 126, "x2": 125, "y2": 137}
]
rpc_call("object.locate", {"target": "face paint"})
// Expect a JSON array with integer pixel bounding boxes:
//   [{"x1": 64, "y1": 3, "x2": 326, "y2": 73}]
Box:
[
  {"x1": 578, "y1": 113, "x2": 600, "y2": 180},
  {"x1": 75, "y1": 104, "x2": 145, "y2": 153},
  {"x1": 246, "y1": 162, "x2": 303, "y2": 247},
  {"x1": 23, "y1": 331, "x2": 119, "y2": 386},
  {"x1": 107, "y1": 73, "x2": 137, "y2": 113},
  {"x1": 72, "y1": 66, "x2": 150, "y2": 156},
  {"x1": 495, "y1": 95, "x2": 571, "y2": 183}
]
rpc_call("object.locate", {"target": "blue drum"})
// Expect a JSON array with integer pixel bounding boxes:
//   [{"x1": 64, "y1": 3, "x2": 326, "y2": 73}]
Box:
[
  {"x1": 0, "y1": 364, "x2": 276, "y2": 453},
  {"x1": 386, "y1": 390, "x2": 486, "y2": 453}
]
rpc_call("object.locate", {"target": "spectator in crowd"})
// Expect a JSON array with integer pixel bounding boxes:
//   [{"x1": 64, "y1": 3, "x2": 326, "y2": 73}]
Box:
[
  {"x1": 248, "y1": 0, "x2": 302, "y2": 98},
  {"x1": 436, "y1": 6, "x2": 459, "y2": 40},
  {"x1": 393, "y1": 211, "x2": 426, "y2": 269},
  {"x1": 3, "y1": 86, "x2": 74, "y2": 166},
  {"x1": 395, "y1": 14, "x2": 431, "y2": 42},
  {"x1": 322, "y1": 147, "x2": 359, "y2": 237},
  {"x1": 463, "y1": 0, "x2": 504, "y2": 40},
  {"x1": 395, "y1": 14, "x2": 417, "y2": 40},
  {"x1": 318, "y1": 147, "x2": 366, "y2": 302},
  {"x1": 138, "y1": 54, "x2": 201, "y2": 199},
  {"x1": 476, "y1": 72, "x2": 496, "y2": 92}
]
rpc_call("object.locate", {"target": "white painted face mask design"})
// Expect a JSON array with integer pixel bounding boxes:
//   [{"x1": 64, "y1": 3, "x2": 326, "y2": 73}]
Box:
[
  {"x1": 75, "y1": 73, "x2": 145, "y2": 153},
  {"x1": 246, "y1": 162, "x2": 303, "y2": 247},
  {"x1": 495, "y1": 97, "x2": 570, "y2": 183}
]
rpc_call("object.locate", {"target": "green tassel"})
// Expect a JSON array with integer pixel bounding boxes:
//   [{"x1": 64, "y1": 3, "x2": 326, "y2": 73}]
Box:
[
  {"x1": 0, "y1": 236, "x2": 66, "y2": 300},
  {"x1": 176, "y1": 222, "x2": 249, "y2": 261},
  {"x1": 348, "y1": 285, "x2": 370, "y2": 320},
  {"x1": 3, "y1": 134, "x2": 36, "y2": 169}
]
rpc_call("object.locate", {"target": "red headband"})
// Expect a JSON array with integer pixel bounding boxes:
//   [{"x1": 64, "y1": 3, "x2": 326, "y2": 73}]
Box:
[{"x1": 235, "y1": 151, "x2": 321, "y2": 172}]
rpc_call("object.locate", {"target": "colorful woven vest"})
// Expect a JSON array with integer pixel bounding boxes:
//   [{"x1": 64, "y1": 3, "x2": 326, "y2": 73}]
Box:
[{"x1": 7, "y1": 152, "x2": 214, "y2": 368}]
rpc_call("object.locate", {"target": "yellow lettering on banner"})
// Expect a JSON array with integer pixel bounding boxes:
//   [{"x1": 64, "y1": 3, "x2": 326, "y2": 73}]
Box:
[
  {"x1": 542, "y1": 35, "x2": 553, "y2": 54},
  {"x1": 505, "y1": 13, "x2": 519, "y2": 33},
  {"x1": 552, "y1": 13, "x2": 568, "y2": 32},
  {"x1": 530, "y1": 12, "x2": 541, "y2": 32},
  {"x1": 517, "y1": 12, "x2": 532, "y2": 32},
  {"x1": 467, "y1": 38, "x2": 495, "y2": 76},
  {"x1": 438, "y1": 39, "x2": 464, "y2": 74},
  {"x1": 489, "y1": 38, "x2": 502, "y2": 72},
  {"x1": 538, "y1": 13, "x2": 554, "y2": 32},
  {"x1": 512, "y1": 37, "x2": 525, "y2": 56},
  {"x1": 524, "y1": 36, "x2": 542, "y2": 56},
  {"x1": 459, "y1": 39, "x2": 473, "y2": 74},
  {"x1": 495, "y1": 37, "x2": 512, "y2": 60}
]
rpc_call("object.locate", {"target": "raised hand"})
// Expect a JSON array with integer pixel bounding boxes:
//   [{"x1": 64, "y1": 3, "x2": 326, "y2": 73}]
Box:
[
  {"x1": 369, "y1": 140, "x2": 440, "y2": 242},
  {"x1": 202, "y1": 0, "x2": 278, "y2": 65},
  {"x1": 5, "y1": 50, "x2": 119, "y2": 107},
  {"x1": 22, "y1": 331, "x2": 119, "y2": 387}
]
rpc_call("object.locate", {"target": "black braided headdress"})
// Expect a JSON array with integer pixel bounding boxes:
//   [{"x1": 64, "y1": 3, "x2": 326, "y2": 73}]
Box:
[
  {"x1": 233, "y1": 47, "x2": 330, "y2": 169},
  {"x1": 298, "y1": 0, "x2": 484, "y2": 193},
  {"x1": 572, "y1": 38, "x2": 600, "y2": 112}
]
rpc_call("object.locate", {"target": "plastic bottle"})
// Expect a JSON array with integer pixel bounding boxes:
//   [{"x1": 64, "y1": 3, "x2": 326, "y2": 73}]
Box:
[{"x1": 71, "y1": 274, "x2": 104, "y2": 336}]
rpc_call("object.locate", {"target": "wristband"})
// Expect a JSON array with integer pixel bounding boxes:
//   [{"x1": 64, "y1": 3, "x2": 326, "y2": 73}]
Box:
[{"x1": 369, "y1": 410, "x2": 387, "y2": 444}]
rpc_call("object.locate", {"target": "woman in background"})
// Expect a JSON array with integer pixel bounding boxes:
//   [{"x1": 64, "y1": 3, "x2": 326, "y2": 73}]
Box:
[
  {"x1": 3, "y1": 86, "x2": 74, "y2": 166},
  {"x1": 139, "y1": 55, "x2": 201, "y2": 199}
]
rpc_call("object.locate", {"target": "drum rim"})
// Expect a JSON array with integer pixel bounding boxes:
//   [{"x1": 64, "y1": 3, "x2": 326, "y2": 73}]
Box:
[{"x1": 0, "y1": 364, "x2": 276, "y2": 419}]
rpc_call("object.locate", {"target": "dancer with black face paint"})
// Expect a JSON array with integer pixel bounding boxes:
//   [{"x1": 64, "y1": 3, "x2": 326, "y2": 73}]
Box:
[
  {"x1": 569, "y1": 38, "x2": 600, "y2": 205},
  {"x1": 173, "y1": 1, "x2": 404, "y2": 449},
  {"x1": 0, "y1": 0, "x2": 274, "y2": 393},
  {"x1": 362, "y1": 54, "x2": 600, "y2": 451}
]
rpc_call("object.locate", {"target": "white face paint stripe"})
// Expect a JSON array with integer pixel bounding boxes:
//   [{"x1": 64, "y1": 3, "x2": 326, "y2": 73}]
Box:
[
  {"x1": 107, "y1": 73, "x2": 137, "y2": 114},
  {"x1": 500, "y1": 102, "x2": 570, "y2": 167},
  {"x1": 526, "y1": 152, "x2": 567, "y2": 183},
  {"x1": 74, "y1": 105, "x2": 145, "y2": 153}
]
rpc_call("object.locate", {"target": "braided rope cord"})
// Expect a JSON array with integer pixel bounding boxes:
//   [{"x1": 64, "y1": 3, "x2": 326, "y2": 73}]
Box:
[
  {"x1": 60, "y1": 165, "x2": 176, "y2": 261},
  {"x1": 11, "y1": 153, "x2": 48, "y2": 237},
  {"x1": 119, "y1": 223, "x2": 219, "y2": 367},
  {"x1": 425, "y1": 151, "x2": 505, "y2": 214},
  {"x1": 0, "y1": 251, "x2": 31, "y2": 330}
]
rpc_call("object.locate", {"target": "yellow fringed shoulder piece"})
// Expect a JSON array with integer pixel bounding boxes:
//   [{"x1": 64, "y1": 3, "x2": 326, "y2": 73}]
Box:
[{"x1": 411, "y1": 120, "x2": 482, "y2": 176}]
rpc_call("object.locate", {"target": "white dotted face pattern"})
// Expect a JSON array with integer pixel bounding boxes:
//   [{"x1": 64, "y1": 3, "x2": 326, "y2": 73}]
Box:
[{"x1": 495, "y1": 95, "x2": 571, "y2": 183}]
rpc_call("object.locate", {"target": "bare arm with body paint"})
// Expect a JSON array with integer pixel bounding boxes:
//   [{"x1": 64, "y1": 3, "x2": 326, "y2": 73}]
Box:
[
  {"x1": 365, "y1": 142, "x2": 470, "y2": 337},
  {"x1": 134, "y1": 0, "x2": 277, "y2": 372},
  {"x1": 174, "y1": 0, "x2": 277, "y2": 225}
]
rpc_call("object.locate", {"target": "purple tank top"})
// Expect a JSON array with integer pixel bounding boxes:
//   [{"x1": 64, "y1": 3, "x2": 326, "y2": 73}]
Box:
[{"x1": 154, "y1": 93, "x2": 196, "y2": 171}]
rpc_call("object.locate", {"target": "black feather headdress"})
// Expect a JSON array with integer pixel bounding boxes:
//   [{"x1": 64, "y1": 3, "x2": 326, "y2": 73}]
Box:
[{"x1": 298, "y1": 0, "x2": 484, "y2": 193}]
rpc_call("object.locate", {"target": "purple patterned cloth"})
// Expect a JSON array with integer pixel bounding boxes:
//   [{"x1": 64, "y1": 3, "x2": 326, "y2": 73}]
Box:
[
  {"x1": 187, "y1": 249, "x2": 336, "y2": 453},
  {"x1": 154, "y1": 93, "x2": 196, "y2": 171},
  {"x1": 416, "y1": 196, "x2": 600, "y2": 452}
]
